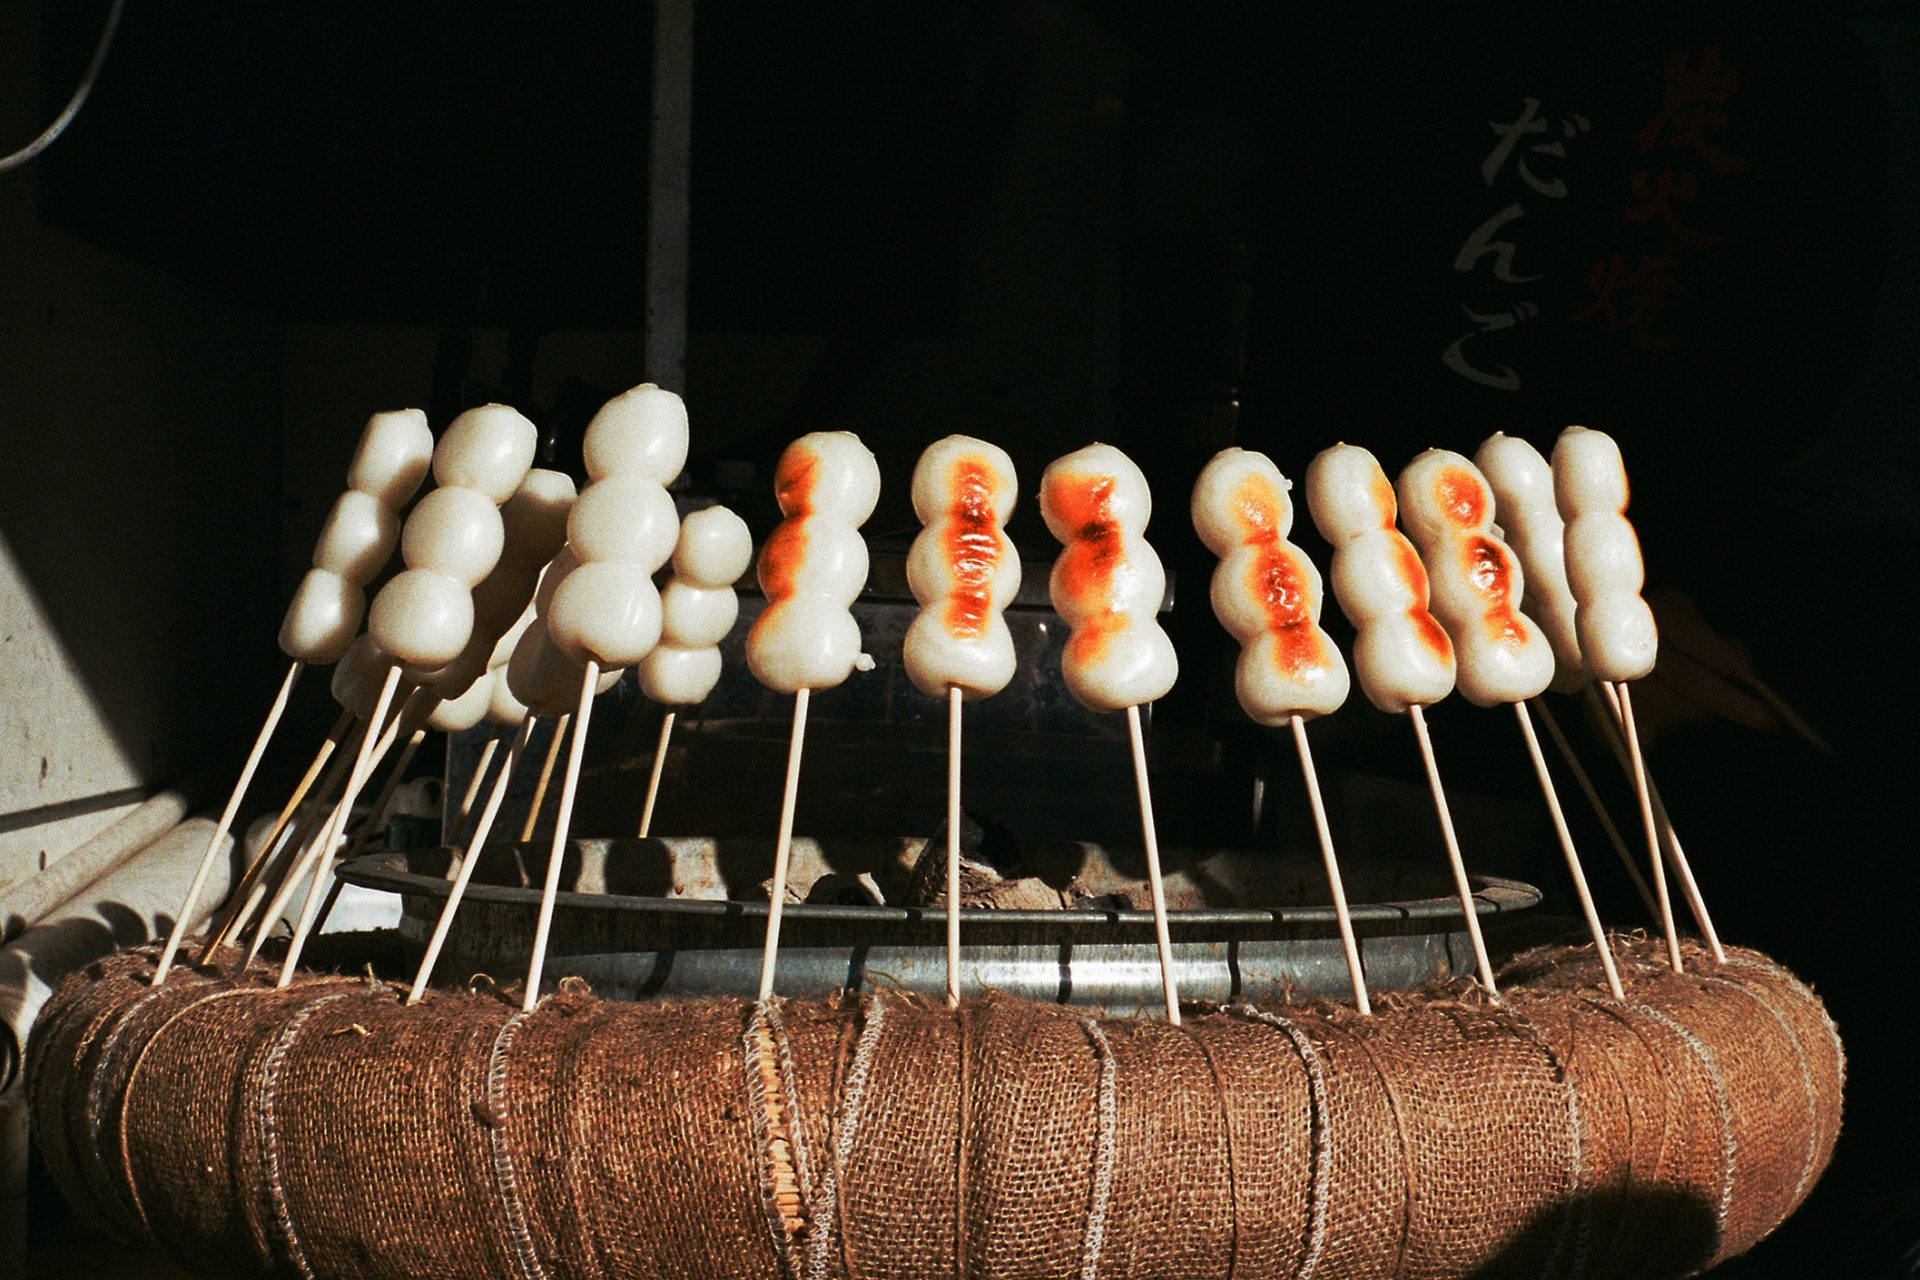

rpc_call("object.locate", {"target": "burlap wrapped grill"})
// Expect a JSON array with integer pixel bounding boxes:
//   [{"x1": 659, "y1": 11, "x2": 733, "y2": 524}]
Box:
[{"x1": 27, "y1": 938, "x2": 1841, "y2": 1279}]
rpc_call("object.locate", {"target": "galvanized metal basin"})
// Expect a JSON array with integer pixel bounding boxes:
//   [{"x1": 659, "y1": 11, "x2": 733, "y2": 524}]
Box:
[{"x1": 339, "y1": 839, "x2": 1539, "y2": 1015}]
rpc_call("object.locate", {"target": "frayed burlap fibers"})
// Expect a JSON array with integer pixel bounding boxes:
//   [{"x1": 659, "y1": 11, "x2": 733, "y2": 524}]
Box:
[{"x1": 27, "y1": 937, "x2": 1841, "y2": 1280}]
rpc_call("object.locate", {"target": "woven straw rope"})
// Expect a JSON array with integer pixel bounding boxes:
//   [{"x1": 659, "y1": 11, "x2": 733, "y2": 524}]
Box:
[{"x1": 28, "y1": 939, "x2": 1841, "y2": 1280}]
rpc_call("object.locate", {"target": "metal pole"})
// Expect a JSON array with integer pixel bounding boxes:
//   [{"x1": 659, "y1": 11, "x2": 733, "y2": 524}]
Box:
[{"x1": 645, "y1": 0, "x2": 693, "y2": 393}]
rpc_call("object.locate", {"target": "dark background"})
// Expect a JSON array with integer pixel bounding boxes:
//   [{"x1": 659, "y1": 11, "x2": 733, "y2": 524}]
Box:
[{"x1": 12, "y1": 1, "x2": 1918, "y2": 1273}]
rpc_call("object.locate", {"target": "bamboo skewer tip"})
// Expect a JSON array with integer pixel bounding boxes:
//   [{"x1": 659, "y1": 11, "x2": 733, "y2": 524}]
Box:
[
  {"x1": 1612, "y1": 682, "x2": 1684, "y2": 974},
  {"x1": 1514, "y1": 701, "x2": 1625, "y2": 1001},
  {"x1": 199, "y1": 705, "x2": 356, "y2": 964},
  {"x1": 637, "y1": 709, "x2": 677, "y2": 840},
  {"x1": 518, "y1": 712, "x2": 570, "y2": 847},
  {"x1": 275, "y1": 665, "x2": 404, "y2": 987},
  {"x1": 1124, "y1": 704, "x2": 1181, "y2": 1026},
  {"x1": 153, "y1": 659, "x2": 304, "y2": 984},
  {"x1": 1289, "y1": 714, "x2": 1371, "y2": 1015},
  {"x1": 1407, "y1": 703, "x2": 1500, "y2": 1002},
  {"x1": 524, "y1": 664, "x2": 600, "y2": 1012},
  {"x1": 410, "y1": 718, "x2": 534, "y2": 1004},
  {"x1": 945, "y1": 686, "x2": 963, "y2": 1009},
  {"x1": 757, "y1": 688, "x2": 812, "y2": 1002}
]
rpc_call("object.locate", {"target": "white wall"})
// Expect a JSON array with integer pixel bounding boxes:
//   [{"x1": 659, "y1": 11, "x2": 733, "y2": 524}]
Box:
[{"x1": 0, "y1": 7, "x2": 281, "y2": 894}]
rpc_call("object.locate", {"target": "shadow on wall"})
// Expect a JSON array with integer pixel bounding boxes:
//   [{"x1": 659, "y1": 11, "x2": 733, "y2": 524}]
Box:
[{"x1": 0, "y1": 276, "x2": 282, "y2": 846}]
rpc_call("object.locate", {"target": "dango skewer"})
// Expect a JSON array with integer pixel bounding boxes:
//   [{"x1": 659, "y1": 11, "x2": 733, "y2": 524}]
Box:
[
  {"x1": 336, "y1": 723, "x2": 427, "y2": 871},
  {"x1": 271, "y1": 667, "x2": 406, "y2": 981},
  {"x1": 273, "y1": 404, "x2": 538, "y2": 985},
  {"x1": 748, "y1": 432, "x2": 880, "y2": 1000},
  {"x1": 276, "y1": 427, "x2": 573, "y2": 977},
  {"x1": 904, "y1": 436, "x2": 1021, "y2": 1006},
  {"x1": 1472, "y1": 433, "x2": 1663, "y2": 921},
  {"x1": 1306, "y1": 444, "x2": 1500, "y2": 1000},
  {"x1": 418, "y1": 474, "x2": 583, "y2": 859},
  {"x1": 1191, "y1": 447, "x2": 1370, "y2": 1012},
  {"x1": 375, "y1": 604, "x2": 541, "y2": 882},
  {"x1": 1743, "y1": 674, "x2": 1834, "y2": 756},
  {"x1": 636, "y1": 505, "x2": 754, "y2": 837},
  {"x1": 506, "y1": 569, "x2": 578, "y2": 858},
  {"x1": 637, "y1": 714, "x2": 674, "y2": 841},
  {"x1": 235, "y1": 640, "x2": 441, "y2": 965},
  {"x1": 302, "y1": 714, "x2": 436, "y2": 942},
  {"x1": 1403, "y1": 444, "x2": 1622, "y2": 998},
  {"x1": 413, "y1": 468, "x2": 578, "y2": 859},
  {"x1": 1406, "y1": 711, "x2": 1495, "y2": 995},
  {"x1": 1554, "y1": 425, "x2": 1684, "y2": 971},
  {"x1": 491, "y1": 574, "x2": 618, "y2": 860},
  {"x1": 152, "y1": 409, "x2": 432, "y2": 983},
  {"x1": 1042, "y1": 443, "x2": 1183, "y2": 1022},
  {"x1": 151, "y1": 661, "x2": 300, "y2": 977},
  {"x1": 308, "y1": 624, "x2": 526, "y2": 946},
  {"x1": 523, "y1": 385, "x2": 685, "y2": 1009}
]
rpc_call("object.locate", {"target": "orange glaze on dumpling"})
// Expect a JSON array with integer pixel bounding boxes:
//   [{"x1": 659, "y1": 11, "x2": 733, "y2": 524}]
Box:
[
  {"x1": 941, "y1": 458, "x2": 1001, "y2": 638},
  {"x1": 755, "y1": 449, "x2": 819, "y2": 634},
  {"x1": 1046, "y1": 471, "x2": 1121, "y2": 661},
  {"x1": 1434, "y1": 466, "x2": 1488, "y2": 529},
  {"x1": 1462, "y1": 536, "x2": 1527, "y2": 644},
  {"x1": 1368, "y1": 468, "x2": 1398, "y2": 527},
  {"x1": 1231, "y1": 474, "x2": 1330, "y2": 679},
  {"x1": 773, "y1": 448, "x2": 817, "y2": 516},
  {"x1": 755, "y1": 521, "x2": 808, "y2": 602},
  {"x1": 1391, "y1": 537, "x2": 1455, "y2": 660},
  {"x1": 1430, "y1": 465, "x2": 1524, "y2": 646}
]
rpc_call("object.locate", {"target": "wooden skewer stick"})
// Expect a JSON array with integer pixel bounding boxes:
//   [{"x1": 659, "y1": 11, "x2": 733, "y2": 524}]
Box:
[
  {"x1": 637, "y1": 710, "x2": 676, "y2": 839},
  {"x1": 523, "y1": 664, "x2": 599, "y2": 1011},
  {"x1": 757, "y1": 688, "x2": 811, "y2": 1001},
  {"x1": 1589, "y1": 683, "x2": 1725, "y2": 961},
  {"x1": 1529, "y1": 696, "x2": 1659, "y2": 919},
  {"x1": 1610, "y1": 682, "x2": 1683, "y2": 972},
  {"x1": 1125, "y1": 704, "x2": 1182, "y2": 1025},
  {"x1": 443, "y1": 733, "x2": 504, "y2": 880},
  {"x1": 227, "y1": 782, "x2": 359, "y2": 967},
  {"x1": 238, "y1": 820, "x2": 329, "y2": 971},
  {"x1": 292, "y1": 701, "x2": 438, "y2": 950},
  {"x1": 200, "y1": 707, "x2": 357, "y2": 961},
  {"x1": 152, "y1": 659, "x2": 304, "y2": 983},
  {"x1": 450, "y1": 732, "x2": 502, "y2": 850},
  {"x1": 241, "y1": 688, "x2": 420, "y2": 967},
  {"x1": 409, "y1": 717, "x2": 536, "y2": 1003},
  {"x1": 268, "y1": 802, "x2": 372, "y2": 982},
  {"x1": 1514, "y1": 701, "x2": 1625, "y2": 999},
  {"x1": 1290, "y1": 715, "x2": 1370, "y2": 1014},
  {"x1": 334, "y1": 726, "x2": 426, "y2": 872},
  {"x1": 214, "y1": 798, "x2": 329, "y2": 963},
  {"x1": 518, "y1": 712, "x2": 571, "y2": 845},
  {"x1": 275, "y1": 666, "x2": 405, "y2": 986},
  {"x1": 241, "y1": 686, "x2": 414, "y2": 968},
  {"x1": 945, "y1": 686, "x2": 964, "y2": 1008},
  {"x1": 1407, "y1": 704, "x2": 1499, "y2": 1001},
  {"x1": 1641, "y1": 793, "x2": 1723, "y2": 961}
]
